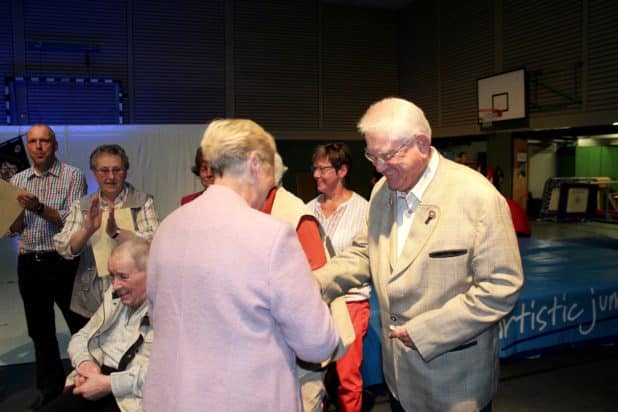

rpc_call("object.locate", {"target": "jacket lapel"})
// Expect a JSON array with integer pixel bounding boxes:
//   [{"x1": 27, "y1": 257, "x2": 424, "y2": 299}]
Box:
[
  {"x1": 389, "y1": 153, "x2": 448, "y2": 278},
  {"x1": 391, "y1": 203, "x2": 440, "y2": 277},
  {"x1": 387, "y1": 192, "x2": 398, "y2": 272}
]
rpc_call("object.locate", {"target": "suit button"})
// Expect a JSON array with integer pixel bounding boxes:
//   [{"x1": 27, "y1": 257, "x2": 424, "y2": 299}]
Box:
[{"x1": 390, "y1": 315, "x2": 397, "y2": 322}]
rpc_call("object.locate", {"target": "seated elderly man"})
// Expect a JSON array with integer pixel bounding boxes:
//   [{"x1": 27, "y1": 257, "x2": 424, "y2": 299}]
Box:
[{"x1": 40, "y1": 237, "x2": 153, "y2": 412}]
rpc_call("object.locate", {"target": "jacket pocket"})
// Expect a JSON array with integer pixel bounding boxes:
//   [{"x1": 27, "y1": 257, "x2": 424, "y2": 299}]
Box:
[
  {"x1": 448, "y1": 340, "x2": 477, "y2": 352},
  {"x1": 75, "y1": 267, "x2": 96, "y2": 291},
  {"x1": 429, "y1": 249, "x2": 467, "y2": 258}
]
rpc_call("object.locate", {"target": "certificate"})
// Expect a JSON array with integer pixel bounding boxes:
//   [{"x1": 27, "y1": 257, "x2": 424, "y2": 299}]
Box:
[
  {"x1": 90, "y1": 208, "x2": 135, "y2": 276},
  {"x1": 0, "y1": 178, "x2": 24, "y2": 236}
]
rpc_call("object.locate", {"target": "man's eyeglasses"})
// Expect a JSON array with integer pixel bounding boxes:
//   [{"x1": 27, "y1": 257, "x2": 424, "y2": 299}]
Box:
[
  {"x1": 310, "y1": 165, "x2": 335, "y2": 174},
  {"x1": 364, "y1": 139, "x2": 413, "y2": 165},
  {"x1": 95, "y1": 167, "x2": 125, "y2": 176}
]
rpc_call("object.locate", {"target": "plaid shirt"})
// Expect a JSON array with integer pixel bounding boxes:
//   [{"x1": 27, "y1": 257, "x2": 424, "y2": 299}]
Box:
[{"x1": 9, "y1": 159, "x2": 87, "y2": 254}]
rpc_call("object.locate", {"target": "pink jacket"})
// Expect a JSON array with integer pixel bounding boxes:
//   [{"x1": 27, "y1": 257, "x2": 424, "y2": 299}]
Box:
[{"x1": 144, "y1": 185, "x2": 338, "y2": 411}]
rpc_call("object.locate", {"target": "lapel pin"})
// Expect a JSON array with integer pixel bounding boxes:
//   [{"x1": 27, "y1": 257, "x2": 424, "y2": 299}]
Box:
[{"x1": 425, "y1": 209, "x2": 436, "y2": 224}]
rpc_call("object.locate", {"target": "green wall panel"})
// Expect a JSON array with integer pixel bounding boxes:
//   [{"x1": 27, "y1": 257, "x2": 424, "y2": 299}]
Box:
[{"x1": 576, "y1": 146, "x2": 618, "y2": 179}]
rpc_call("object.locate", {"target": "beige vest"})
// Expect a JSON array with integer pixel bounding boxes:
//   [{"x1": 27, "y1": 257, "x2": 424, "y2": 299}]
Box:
[{"x1": 271, "y1": 187, "x2": 355, "y2": 363}]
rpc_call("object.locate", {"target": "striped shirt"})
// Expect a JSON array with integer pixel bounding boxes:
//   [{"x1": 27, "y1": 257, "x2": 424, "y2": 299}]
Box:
[
  {"x1": 9, "y1": 159, "x2": 87, "y2": 254},
  {"x1": 307, "y1": 191, "x2": 371, "y2": 301}
]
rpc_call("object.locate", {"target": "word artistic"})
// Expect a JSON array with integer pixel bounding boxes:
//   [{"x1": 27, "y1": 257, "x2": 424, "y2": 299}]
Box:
[{"x1": 500, "y1": 288, "x2": 618, "y2": 339}]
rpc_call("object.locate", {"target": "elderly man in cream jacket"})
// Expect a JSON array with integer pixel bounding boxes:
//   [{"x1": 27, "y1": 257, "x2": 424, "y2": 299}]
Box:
[{"x1": 315, "y1": 98, "x2": 523, "y2": 412}]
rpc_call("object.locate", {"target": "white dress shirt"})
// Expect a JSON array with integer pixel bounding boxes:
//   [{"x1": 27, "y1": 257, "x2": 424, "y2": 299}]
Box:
[{"x1": 396, "y1": 147, "x2": 440, "y2": 258}]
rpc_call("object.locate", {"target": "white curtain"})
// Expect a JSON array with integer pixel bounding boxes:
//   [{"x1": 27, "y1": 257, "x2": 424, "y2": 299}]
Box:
[{"x1": 1, "y1": 124, "x2": 208, "y2": 283}]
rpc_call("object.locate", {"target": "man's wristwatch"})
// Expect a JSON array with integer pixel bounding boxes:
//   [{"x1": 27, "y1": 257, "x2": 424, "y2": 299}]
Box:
[
  {"x1": 35, "y1": 203, "x2": 45, "y2": 214},
  {"x1": 111, "y1": 230, "x2": 120, "y2": 239}
]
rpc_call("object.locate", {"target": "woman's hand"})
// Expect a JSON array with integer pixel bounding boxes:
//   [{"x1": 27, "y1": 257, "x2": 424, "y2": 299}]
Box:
[{"x1": 84, "y1": 197, "x2": 102, "y2": 236}]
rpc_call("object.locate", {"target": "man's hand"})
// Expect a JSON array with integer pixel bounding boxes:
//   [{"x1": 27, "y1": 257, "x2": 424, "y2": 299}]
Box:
[
  {"x1": 389, "y1": 325, "x2": 417, "y2": 350},
  {"x1": 72, "y1": 367, "x2": 112, "y2": 400},
  {"x1": 74, "y1": 360, "x2": 101, "y2": 388},
  {"x1": 16, "y1": 189, "x2": 62, "y2": 226},
  {"x1": 16, "y1": 192, "x2": 40, "y2": 212}
]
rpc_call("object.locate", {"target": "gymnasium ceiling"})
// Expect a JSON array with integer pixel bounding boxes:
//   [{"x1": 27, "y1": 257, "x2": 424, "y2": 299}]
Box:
[{"x1": 321, "y1": 0, "x2": 414, "y2": 10}]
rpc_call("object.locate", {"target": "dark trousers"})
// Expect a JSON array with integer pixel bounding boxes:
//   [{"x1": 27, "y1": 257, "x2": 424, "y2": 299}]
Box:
[
  {"x1": 39, "y1": 389, "x2": 120, "y2": 412},
  {"x1": 389, "y1": 391, "x2": 492, "y2": 412},
  {"x1": 17, "y1": 252, "x2": 89, "y2": 400}
]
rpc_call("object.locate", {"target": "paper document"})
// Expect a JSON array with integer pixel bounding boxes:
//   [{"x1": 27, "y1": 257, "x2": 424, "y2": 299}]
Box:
[
  {"x1": 0, "y1": 178, "x2": 24, "y2": 236},
  {"x1": 91, "y1": 208, "x2": 135, "y2": 276}
]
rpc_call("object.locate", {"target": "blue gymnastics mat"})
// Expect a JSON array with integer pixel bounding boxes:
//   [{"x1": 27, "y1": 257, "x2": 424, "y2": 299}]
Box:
[{"x1": 499, "y1": 235, "x2": 618, "y2": 358}]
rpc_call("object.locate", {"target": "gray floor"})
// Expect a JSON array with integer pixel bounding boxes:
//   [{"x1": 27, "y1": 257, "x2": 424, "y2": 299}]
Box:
[
  {"x1": 355, "y1": 343, "x2": 618, "y2": 412},
  {"x1": 494, "y1": 344, "x2": 618, "y2": 412},
  {"x1": 3, "y1": 343, "x2": 617, "y2": 411}
]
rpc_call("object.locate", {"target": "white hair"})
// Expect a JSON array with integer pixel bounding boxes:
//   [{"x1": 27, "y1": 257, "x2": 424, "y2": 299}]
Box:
[
  {"x1": 274, "y1": 152, "x2": 288, "y2": 187},
  {"x1": 357, "y1": 97, "x2": 432, "y2": 144}
]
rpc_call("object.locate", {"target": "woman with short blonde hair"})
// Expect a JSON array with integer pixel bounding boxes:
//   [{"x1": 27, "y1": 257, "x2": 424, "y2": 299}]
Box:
[
  {"x1": 145, "y1": 118, "x2": 338, "y2": 412},
  {"x1": 201, "y1": 118, "x2": 276, "y2": 178}
]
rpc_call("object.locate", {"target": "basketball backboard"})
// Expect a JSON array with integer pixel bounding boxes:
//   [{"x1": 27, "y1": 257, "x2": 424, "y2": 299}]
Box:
[{"x1": 477, "y1": 69, "x2": 527, "y2": 126}]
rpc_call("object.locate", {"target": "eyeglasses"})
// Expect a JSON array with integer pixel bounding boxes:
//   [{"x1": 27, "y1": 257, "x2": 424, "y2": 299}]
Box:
[
  {"x1": 95, "y1": 167, "x2": 125, "y2": 176},
  {"x1": 310, "y1": 165, "x2": 335, "y2": 174},
  {"x1": 364, "y1": 139, "x2": 413, "y2": 165}
]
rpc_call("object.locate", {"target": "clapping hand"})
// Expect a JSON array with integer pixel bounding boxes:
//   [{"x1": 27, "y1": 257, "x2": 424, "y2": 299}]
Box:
[
  {"x1": 84, "y1": 197, "x2": 102, "y2": 235},
  {"x1": 106, "y1": 205, "x2": 118, "y2": 238}
]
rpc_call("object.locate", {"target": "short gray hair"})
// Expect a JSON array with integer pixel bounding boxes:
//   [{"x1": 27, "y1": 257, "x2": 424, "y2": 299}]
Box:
[
  {"x1": 110, "y1": 237, "x2": 150, "y2": 272},
  {"x1": 89, "y1": 144, "x2": 130, "y2": 171}
]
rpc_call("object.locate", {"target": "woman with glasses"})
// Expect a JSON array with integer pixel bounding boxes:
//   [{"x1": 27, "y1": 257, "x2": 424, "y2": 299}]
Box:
[
  {"x1": 180, "y1": 146, "x2": 215, "y2": 205},
  {"x1": 307, "y1": 142, "x2": 370, "y2": 412},
  {"x1": 54, "y1": 144, "x2": 159, "y2": 319}
]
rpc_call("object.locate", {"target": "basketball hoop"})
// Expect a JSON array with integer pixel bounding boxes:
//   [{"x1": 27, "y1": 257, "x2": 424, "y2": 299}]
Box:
[{"x1": 478, "y1": 108, "x2": 503, "y2": 128}]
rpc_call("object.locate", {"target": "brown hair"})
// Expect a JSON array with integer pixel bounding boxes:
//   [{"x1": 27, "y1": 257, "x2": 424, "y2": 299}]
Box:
[{"x1": 312, "y1": 142, "x2": 352, "y2": 186}]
